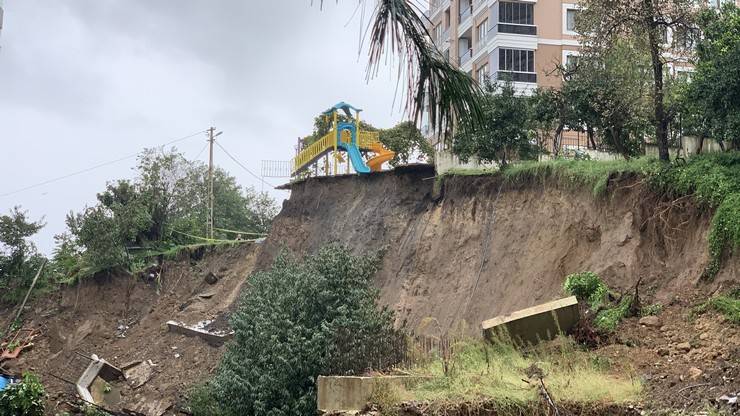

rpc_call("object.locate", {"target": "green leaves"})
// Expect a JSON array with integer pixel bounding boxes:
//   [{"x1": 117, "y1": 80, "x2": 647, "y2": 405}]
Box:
[
  {"x1": 0, "y1": 372, "x2": 46, "y2": 416},
  {"x1": 191, "y1": 244, "x2": 404, "y2": 416},
  {"x1": 452, "y1": 81, "x2": 531, "y2": 167},
  {"x1": 378, "y1": 121, "x2": 434, "y2": 166}
]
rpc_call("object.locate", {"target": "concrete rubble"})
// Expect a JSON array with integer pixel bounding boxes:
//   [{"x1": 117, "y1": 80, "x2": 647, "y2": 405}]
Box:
[
  {"x1": 166, "y1": 319, "x2": 235, "y2": 346},
  {"x1": 481, "y1": 296, "x2": 580, "y2": 345}
]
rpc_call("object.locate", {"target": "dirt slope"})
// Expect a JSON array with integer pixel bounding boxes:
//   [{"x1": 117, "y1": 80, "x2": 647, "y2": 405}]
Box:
[
  {"x1": 261, "y1": 165, "x2": 738, "y2": 335},
  {"x1": 1, "y1": 243, "x2": 259, "y2": 415}
]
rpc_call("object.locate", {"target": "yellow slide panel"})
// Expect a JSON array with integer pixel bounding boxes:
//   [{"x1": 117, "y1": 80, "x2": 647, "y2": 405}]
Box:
[{"x1": 365, "y1": 142, "x2": 395, "y2": 172}]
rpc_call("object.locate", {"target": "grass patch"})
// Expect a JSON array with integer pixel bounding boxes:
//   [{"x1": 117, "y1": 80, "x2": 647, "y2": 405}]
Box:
[
  {"x1": 401, "y1": 339, "x2": 641, "y2": 405},
  {"x1": 692, "y1": 290, "x2": 740, "y2": 325}
]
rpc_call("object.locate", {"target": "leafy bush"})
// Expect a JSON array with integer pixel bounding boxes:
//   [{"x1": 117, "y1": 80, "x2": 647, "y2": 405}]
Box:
[
  {"x1": 189, "y1": 244, "x2": 404, "y2": 416},
  {"x1": 594, "y1": 295, "x2": 634, "y2": 331},
  {"x1": 564, "y1": 272, "x2": 609, "y2": 310},
  {"x1": 0, "y1": 372, "x2": 45, "y2": 416}
]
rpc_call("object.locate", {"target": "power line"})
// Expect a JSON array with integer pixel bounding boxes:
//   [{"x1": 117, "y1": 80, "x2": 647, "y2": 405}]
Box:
[
  {"x1": 214, "y1": 141, "x2": 277, "y2": 189},
  {"x1": 0, "y1": 130, "x2": 207, "y2": 198}
]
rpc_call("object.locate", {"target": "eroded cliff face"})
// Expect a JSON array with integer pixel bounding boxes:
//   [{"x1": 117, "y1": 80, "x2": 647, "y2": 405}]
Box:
[{"x1": 260, "y1": 165, "x2": 737, "y2": 334}]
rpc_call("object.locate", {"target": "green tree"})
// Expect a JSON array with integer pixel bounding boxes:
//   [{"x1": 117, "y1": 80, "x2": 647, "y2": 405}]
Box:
[
  {"x1": 0, "y1": 207, "x2": 47, "y2": 302},
  {"x1": 453, "y1": 81, "x2": 533, "y2": 167},
  {"x1": 565, "y1": 40, "x2": 653, "y2": 159},
  {"x1": 378, "y1": 121, "x2": 434, "y2": 166},
  {"x1": 576, "y1": 0, "x2": 698, "y2": 161},
  {"x1": 66, "y1": 148, "x2": 278, "y2": 277},
  {"x1": 683, "y1": 4, "x2": 740, "y2": 150},
  {"x1": 190, "y1": 245, "x2": 403, "y2": 416}
]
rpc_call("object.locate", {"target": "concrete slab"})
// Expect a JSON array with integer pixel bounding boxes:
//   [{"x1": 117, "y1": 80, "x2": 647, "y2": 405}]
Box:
[
  {"x1": 75, "y1": 357, "x2": 123, "y2": 405},
  {"x1": 166, "y1": 320, "x2": 234, "y2": 346},
  {"x1": 316, "y1": 375, "x2": 420, "y2": 413},
  {"x1": 481, "y1": 296, "x2": 580, "y2": 346}
]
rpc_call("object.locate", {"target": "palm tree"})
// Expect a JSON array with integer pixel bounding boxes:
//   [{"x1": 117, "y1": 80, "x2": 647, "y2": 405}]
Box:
[{"x1": 320, "y1": 0, "x2": 483, "y2": 141}]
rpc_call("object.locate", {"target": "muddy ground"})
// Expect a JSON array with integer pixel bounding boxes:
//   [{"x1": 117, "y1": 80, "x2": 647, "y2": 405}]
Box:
[{"x1": 1, "y1": 243, "x2": 258, "y2": 415}]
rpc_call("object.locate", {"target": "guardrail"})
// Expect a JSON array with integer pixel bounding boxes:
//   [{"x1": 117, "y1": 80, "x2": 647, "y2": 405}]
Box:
[{"x1": 292, "y1": 129, "x2": 336, "y2": 174}]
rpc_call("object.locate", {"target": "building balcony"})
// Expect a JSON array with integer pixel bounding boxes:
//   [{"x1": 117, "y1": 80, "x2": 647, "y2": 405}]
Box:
[
  {"x1": 430, "y1": 0, "x2": 450, "y2": 18},
  {"x1": 459, "y1": 5, "x2": 472, "y2": 24},
  {"x1": 494, "y1": 22, "x2": 537, "y2": 36},
  {"x1": 496, "y1": 71, "x2": 537, "y2": 83},
  {"x1": 459, "y1": 49, "x2": 473, "y2": 66}
]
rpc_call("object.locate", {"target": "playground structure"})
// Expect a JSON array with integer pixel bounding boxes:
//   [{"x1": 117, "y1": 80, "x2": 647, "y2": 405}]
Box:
[{"x1": 292, "y1": 102, "x2": 395, "y2": 177}]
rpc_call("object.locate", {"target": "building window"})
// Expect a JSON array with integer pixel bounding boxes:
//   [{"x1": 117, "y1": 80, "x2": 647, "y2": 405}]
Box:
[
  {"x1": 499, "y1": 2, "x2": 534, "y2": 25},
  {"x1": 477, "y1": 63, "x2": 489, "y2": 84},
  {"x1": 566, "y1": 9, "x2": 579, "y2": 32},
  {"x1": 673, "y1": 27, "x2": 697, "y2": 50},
  {"x1": 477, "y1": 19, "x2": 488, "y2": 45},
  {"x1": 498, "y1": 48, "x2": 536, "y2": 83},
  {"x1": 565, "y1": 54, "x2": 578, "y2": 68},
  {"x1": 435, "y1": 24, "x2": 443, "y2": 42}
]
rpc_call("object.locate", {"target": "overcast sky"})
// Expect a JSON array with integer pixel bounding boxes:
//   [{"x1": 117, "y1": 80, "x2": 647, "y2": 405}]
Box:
[{"x1": 0, "y1": 1, "x2": 405, "y2": 254}]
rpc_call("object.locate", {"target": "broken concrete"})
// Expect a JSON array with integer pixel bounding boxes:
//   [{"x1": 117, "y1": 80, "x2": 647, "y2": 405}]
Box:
[
  {"x1": 122, "y1": 361, "x2": 155, "y2": 389},
  {"x1": 481, "y1": 296, "x2": 580, "y2": 345},
  {"x1": 317, "y1": 375, "x2": 421, "y2": 413},
  {"x1": 75, "y1": 357, "x2": 124, "y2": 405},
  {"x1": 166, "y1": 320, "x2": 234, "y2": 346}
]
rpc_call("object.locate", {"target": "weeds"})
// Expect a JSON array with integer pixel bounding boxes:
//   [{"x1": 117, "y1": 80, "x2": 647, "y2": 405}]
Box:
[
  {"x1": 692, "y1": 290, "x2": 740, "y2": 324},
  {"x1": 640, "y1": 303, "x2": 664, "y2": 317},
  {"x1": 564, "y1": 272, "x2": 610, "y2": 310},
  {"x1": 402, "y1": 338, "x2": 641, "y2": 405}
]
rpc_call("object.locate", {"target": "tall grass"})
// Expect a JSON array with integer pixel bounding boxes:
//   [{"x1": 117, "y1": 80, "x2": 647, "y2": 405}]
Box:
[{"x1": 400, "y1": 338, "x2": 641, "y2": 405}]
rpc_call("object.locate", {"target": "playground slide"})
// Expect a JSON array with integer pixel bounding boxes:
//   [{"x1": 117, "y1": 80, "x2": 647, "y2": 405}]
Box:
[
  {"x1": 338, "y1": 142, "x2": 371, "y2": 174},
  {"x1": 366, "y1": 142, "x2": 395, "y2": 172}
]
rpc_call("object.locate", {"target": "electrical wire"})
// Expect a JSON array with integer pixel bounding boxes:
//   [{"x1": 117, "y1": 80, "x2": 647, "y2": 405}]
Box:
[
  {"x1": 214, "y1": 141, "x2": 277, "y2": 189},
  {"x1": 0, "y1": 130, "x2": 207, "y2": 198}
]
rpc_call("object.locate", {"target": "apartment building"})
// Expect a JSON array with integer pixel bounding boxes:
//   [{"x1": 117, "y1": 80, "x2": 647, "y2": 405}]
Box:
[{"x1": 429, "y1": 0, "x2": 582, "y2": 95}]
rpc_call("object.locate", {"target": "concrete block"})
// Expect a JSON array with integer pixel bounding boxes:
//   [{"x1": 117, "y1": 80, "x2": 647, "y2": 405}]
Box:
[
  {"x1": 75, "y1": 358, "x2": 123, "y2": 405},
  {"x1": 166, "y1": 320, "x2": 234, "y2": 346},
  {"x1": 316, "y1": 375, "x2": 419, "y2": 413},
  {"x1": 481, "y1": 296, "x2": 580, "y2": 346}
]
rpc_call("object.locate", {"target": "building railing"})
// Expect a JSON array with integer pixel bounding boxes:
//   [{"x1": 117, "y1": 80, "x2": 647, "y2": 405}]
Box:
[
  {"x1": 496, "y1": 70, "x2": 537, "y2": 83},
  {"x1": 492, "y1": 22, "x2": 537, "y2": 36},
  {"x1": 459, "y1": 48, "x2": 473, "y2": 65},
  {"x1": 459, "y1": 5, "x2": 472, "y2": 23},
  {"x1": 292, "y1": 129, "x2": 336, "y2": 174}
]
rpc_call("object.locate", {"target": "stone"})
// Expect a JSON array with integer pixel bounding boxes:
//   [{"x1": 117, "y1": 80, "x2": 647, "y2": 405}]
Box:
[
  {"x1": 699, "y1": 332, "x2": 709, "y2": 341},
  {"x1": 204, "y1": 272, "x2": 219, "y2": 285},
  {"x1": 639, "y1": 316, "x2": 662, "y2": 328},
  {"x1": 656, "y1": 347, "x2": 670, "y2": 357},
  {"x1": 676, "y1": 342, "x2": 692, "y2": 352},
  {"x1": 688, "y1": 367, "x2": 703, "y2": 380},
  {"x1": 659, "y1": 325, "x2": 669, "y2": 332}
]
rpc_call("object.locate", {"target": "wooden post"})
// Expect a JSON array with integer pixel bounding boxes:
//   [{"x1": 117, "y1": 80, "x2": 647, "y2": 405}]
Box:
[{"x1": 13, "y1": 260, "x2": 47, "y2": 325}]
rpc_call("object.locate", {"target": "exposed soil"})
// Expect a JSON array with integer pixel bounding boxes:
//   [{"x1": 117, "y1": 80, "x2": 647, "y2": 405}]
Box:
[
  {"x1": 263, "y1": 165, "x2": 738, "y2": 336},
  {"x1": 0, "y1": 242, "x2": 259, "y2": 415}
]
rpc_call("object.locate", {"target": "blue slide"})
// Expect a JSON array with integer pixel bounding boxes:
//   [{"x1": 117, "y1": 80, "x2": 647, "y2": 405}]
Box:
[{"x1": 338, "y1": 142, "x2": 371, "y2": 174}]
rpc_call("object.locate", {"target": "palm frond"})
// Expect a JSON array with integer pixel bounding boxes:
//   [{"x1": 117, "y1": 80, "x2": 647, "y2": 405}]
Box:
[
  {"x1": 367, "y1": 0, "x2": 483, "y2": 139},
  {"x1": 317, "y1": 0, "x2": 484, "y2": 140}
]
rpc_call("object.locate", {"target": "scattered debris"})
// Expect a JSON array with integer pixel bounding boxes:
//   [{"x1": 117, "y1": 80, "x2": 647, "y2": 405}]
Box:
[
  {"x1": 0, "y1": 328, "x2": 38, "y2": 360},
  {"x1": 166, "y1": 319, "x2": 234, "y2": 346},
  {"x1": 638, "y1": 316, "x2": 662, "y2": 328},
  {"x1": 718, "y1": 392, "x2": 738, "y2": 407}
]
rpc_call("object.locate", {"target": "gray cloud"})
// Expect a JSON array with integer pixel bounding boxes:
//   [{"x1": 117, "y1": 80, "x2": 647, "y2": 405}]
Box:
[{"x1": 0, "y1": 0, "x2": 403, "y2": 253}]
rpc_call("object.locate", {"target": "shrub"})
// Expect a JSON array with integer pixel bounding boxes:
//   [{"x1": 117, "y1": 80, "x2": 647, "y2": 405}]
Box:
[
  {"x1": 693, "y1": 290, "x2": 740, "y2": 325},
  {"x1": 640, "y1": 303, "x2": 663, "y2": 317},
  {"x1": 0, "y1": 372, "x2": 45, "y2": 416},
  {"x1": 594, "y1": 296, "x2": 634, "y2": 331},
  {"x1": 564, "y1": 272, "x2": 609, "y2": 310},
  {"x1": 189, "y1": 244, "x2": 403, "y2": 416}
]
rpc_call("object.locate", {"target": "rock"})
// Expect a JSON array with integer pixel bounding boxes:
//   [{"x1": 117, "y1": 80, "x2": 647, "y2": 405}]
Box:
[
  {"x1": 639, "y1": 316, "x2": 662, "y2": 328},
  {"x1": 699, "y1": 332, "x2": 710, "y2": 341},
  {"x1": 656, "y1": 347, "x2": 670, "y2": 357},
  {"x1": 688, "y1": 367, "x2": 703, "y2": 380},
  {"x1": 659, "y1": 325, "x2": 669, "y2": 332},
  {"x1": 204, "y1": 272, "x2": 219, "y2": 285},
  {"x1": 676, "y1": 342, "x2": 692, "y2": 352}
]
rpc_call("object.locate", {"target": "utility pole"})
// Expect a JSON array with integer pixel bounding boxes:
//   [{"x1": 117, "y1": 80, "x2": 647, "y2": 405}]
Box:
[{"x1": 207, "y1": 127, "x2": 215, "y2": 240}]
